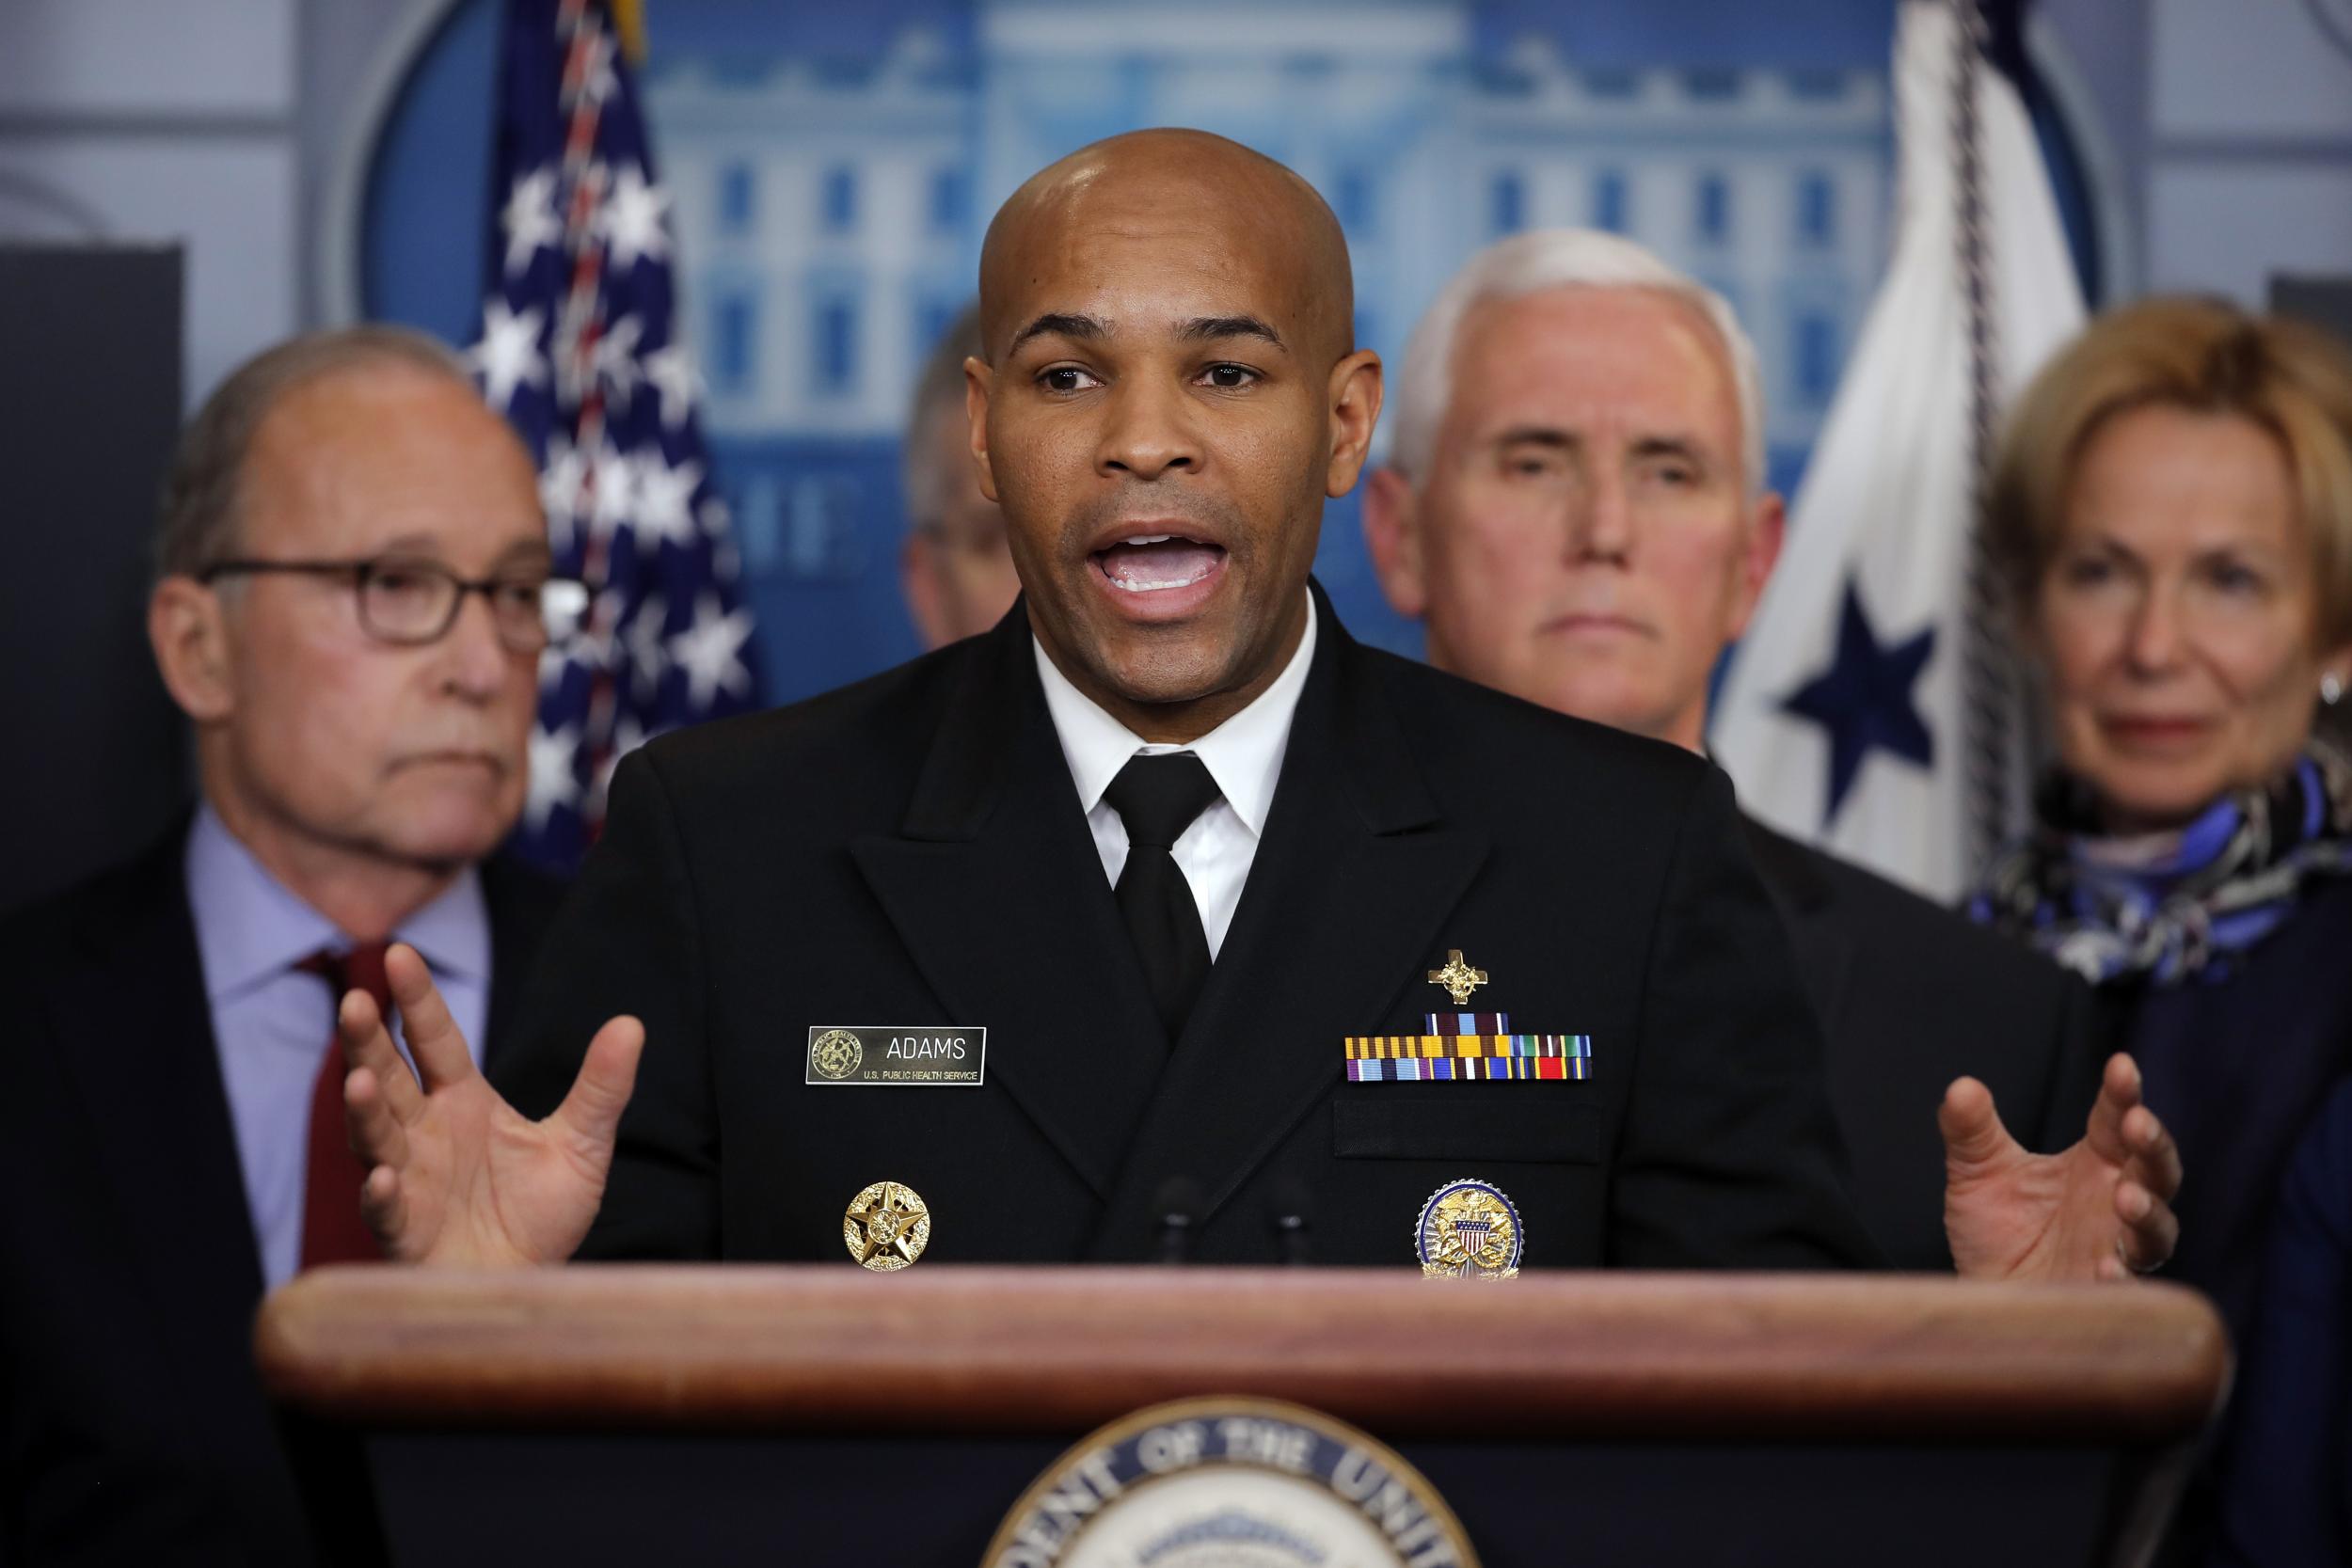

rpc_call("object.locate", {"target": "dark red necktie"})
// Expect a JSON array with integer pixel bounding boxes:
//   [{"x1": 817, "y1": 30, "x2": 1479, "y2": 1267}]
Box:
[{"x1": 296, "y1": 942, "x2": 391, "y2": 1268}]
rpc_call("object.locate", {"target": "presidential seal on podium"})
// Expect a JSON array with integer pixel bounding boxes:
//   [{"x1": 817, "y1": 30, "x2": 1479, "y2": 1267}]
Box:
[{"x1": 983, "y1": 1397, "x2": 1478, "y2": 1568}]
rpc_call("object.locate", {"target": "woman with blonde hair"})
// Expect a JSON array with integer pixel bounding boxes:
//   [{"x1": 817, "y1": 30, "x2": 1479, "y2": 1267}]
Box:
[{"x1": 1971, "y1": 296, "x2": 2352, "y2": 1562}]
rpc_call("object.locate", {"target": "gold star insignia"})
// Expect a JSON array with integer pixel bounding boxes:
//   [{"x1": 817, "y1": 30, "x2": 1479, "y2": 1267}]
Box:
[{"x1": 843, "y1": 1180, "x2": 931, "y2": 1271}]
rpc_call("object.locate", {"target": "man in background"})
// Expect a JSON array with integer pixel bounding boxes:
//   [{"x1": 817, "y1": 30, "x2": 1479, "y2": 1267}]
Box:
[
  {"x1": 899, "y1": 301, "x2": 1020, "y2": 649},
  {"x1": 0, "y1": 326, "x2": 572, "y2": 1564},
  {"x1": 1363, "y1": 230, "x2": 2106, "y2": 1270}
]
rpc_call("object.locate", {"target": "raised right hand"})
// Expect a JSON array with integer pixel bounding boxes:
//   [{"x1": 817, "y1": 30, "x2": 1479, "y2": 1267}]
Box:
[{"x1": 337, "y1": 942, "x2": 643, "y2": 1266}]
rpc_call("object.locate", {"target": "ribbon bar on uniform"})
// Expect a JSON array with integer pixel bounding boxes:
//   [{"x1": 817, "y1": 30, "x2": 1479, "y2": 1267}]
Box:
[
  {"x1": 1425, "y1": 1012, "x2": 1508, "y2": 1036},
  {"x1": 1343, "y1": 1034, "x2": 1592, "y2": 1082}
]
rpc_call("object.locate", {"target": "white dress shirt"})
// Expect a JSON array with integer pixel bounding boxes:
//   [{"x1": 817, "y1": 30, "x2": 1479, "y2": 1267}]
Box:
[
  {"x1": 183, "y1": 803, "x2": 491, "y2": 1290},
  {"x1": 1033, "y1": 591, "x2": 1316, "y2": 958}
]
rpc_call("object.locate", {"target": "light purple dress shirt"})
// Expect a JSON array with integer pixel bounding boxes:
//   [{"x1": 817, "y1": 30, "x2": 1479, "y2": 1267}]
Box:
[{"x1": 183, "y1": 804, "x2": 491, "y2": 1291}]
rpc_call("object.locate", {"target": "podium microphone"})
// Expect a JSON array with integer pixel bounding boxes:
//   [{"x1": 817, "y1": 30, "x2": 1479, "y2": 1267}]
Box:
[
  {"x1": 1153, "y1": 1176, "x2": 1204, "y2": 1264},
  {"x1": 1268, "y1": 1177, "x2": 1312, "y2": 1266}
]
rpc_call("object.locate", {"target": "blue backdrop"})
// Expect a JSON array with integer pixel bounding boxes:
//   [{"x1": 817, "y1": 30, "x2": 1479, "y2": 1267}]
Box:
[{"x1": 363, "y1": 0, "x2": 1915, "y2": 705}]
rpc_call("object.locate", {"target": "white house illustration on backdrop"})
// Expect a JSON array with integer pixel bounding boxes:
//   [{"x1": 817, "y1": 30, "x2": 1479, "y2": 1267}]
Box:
[{"x1": 641, "y1": 0, "x2": 1886, "y2": 684}]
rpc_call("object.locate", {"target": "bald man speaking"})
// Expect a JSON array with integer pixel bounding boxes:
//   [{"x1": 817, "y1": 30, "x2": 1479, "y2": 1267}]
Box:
[{"x1": 340, "y1": 131, "x2": 2175, "y2": 1279}]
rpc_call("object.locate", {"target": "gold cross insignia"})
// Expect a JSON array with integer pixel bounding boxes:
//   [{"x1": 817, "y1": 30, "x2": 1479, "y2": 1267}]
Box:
[{"x1": 1427, "y1": 949, "x2": 1489, "y2": 1006}]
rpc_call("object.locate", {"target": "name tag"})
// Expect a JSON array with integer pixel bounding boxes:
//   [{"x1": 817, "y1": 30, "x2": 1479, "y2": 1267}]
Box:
[{"x1": 805, "y1": 1025, "x2": 986, "y2": 1087}]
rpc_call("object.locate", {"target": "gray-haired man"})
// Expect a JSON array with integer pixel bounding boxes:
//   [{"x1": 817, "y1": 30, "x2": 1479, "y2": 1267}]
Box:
[
  {"x1": 899, "y1": 301, "x2": 1020, "y2": 649},
  {"x1": 0, "y1": 326, "x2": 572, "y2": 1563},
  {"x1": 1364, "y1": 230, "x2": 2115, "y2": 1272}
]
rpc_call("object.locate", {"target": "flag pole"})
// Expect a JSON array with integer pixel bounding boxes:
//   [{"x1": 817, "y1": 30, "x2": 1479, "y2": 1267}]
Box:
[{"x1": 1951, "y1": 0, "x2": 2015, "y2": 880}]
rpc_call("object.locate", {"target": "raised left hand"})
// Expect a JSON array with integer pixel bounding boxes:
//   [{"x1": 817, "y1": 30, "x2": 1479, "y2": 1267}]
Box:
[
  {"x1": 338, "y1": 943, "x2": 642, "y2": 1268},
  {"x1": 1941, "y1": 1053, "x2": 2183, "y2": 1282}
]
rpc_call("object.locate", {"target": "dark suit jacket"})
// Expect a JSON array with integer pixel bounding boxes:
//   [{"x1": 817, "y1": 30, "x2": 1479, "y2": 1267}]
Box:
[
  {"x1": 503, "y1": 587, "x2": 1878, "y2": 1272},
  {"x1": 2120, "y1": 876, "x2": 2352, "y2": 1566},
  {"x1": 1741, "y1": 820, "x2": 2104, "y2": 1271},
  {"x1": 0, "y1": 828, "x2": 564, "y2": 1568},
  {"x1": 2212, "y1": 1073, "x2": 2352, "y2": 1567}
]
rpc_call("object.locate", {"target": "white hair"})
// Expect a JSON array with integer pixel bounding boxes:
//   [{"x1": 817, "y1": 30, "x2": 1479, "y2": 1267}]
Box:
[{"x1": 1390, "y1": 229, "x2": 1768, "y2": 498}]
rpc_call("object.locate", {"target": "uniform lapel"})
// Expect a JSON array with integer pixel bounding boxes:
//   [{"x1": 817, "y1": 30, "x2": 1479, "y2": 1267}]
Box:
[
  {"x1": 1092, "y1": 593, "x2": 1488, "y2": 1245},
  {"x1": 850, "y1": 608, "x2": 1169, "y2": 1198},
  {"x1": 1741, "y1": 817, "x2": 1857, "y2": 1040},
  {"x1": 479, "y1": 857, "x2": 568, "y2": 1076}
]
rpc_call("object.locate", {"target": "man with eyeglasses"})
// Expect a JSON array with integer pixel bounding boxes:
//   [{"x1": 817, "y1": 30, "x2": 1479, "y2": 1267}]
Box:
[{"x1": 0, "y1": 325, "x2": 580, "y2": 1565}]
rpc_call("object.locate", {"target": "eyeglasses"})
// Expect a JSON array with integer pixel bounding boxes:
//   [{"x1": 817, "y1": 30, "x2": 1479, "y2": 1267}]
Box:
[{"x1": 197, "y1": 555, "x2": 590, "y2": 651}]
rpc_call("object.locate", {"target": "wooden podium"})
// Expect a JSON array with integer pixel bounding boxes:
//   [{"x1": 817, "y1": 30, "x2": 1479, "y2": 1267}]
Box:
[{"x1": 256, "y1": 1267, "x2": 2228, "y2": 1568}]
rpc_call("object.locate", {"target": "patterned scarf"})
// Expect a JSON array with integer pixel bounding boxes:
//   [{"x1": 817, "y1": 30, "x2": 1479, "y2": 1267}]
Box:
[{"x1": 1969, "y1": 743, "x2": 2352, "y2": 987}]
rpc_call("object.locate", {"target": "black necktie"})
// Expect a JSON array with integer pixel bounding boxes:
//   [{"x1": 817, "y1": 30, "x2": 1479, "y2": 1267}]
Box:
[{"x1": 1104, "y1": 752, "x2": 1222, "y2": 1045}]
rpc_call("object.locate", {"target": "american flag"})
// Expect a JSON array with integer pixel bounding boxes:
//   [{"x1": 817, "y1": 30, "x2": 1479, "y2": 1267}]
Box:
[{"x1": 469, "y1": 0, "x2": 758, "y2": 872}]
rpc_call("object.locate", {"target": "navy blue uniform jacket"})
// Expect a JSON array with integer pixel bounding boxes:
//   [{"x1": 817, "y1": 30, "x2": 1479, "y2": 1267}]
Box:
[{"x1": 501, "y1": 587, "x2": 1879, "y2": 1273}]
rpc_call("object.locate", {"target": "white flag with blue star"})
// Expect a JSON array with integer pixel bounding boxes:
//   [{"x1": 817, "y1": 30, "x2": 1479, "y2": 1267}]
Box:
[{"x1": 1709, "y1": 0, "x2": 2084, "y2": 902}]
